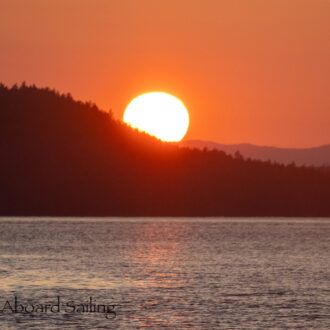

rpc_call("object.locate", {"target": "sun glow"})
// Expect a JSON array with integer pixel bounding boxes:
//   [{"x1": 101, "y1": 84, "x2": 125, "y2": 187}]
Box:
[{"x1": 123, "y1": 92, "x2": 189, "y2": 142}]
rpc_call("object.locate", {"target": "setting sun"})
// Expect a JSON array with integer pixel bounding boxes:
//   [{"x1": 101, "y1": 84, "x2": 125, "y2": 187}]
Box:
[{"x1": 123, "y1": 92, "x2": 189, "y2": 142}]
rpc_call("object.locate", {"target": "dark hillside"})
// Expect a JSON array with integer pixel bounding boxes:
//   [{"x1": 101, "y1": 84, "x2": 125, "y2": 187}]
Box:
[{"x1": 1, "y1": 83, "x2": 330, "y2": 216}]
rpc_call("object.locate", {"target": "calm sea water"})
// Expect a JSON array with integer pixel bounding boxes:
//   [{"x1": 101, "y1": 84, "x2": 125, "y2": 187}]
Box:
[{"x1": 0, "y1": 217, "x2": 329, "y2": 329}]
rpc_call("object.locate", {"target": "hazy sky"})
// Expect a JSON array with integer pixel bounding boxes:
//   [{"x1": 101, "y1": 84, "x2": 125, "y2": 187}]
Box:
[{"x1": 1, "y1": 0, "x2": 329, "y2": 147}]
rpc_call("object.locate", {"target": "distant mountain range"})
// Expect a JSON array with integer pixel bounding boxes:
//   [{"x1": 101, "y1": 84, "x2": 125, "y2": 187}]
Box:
[{"x1": 181, "y1": 140, "x2": 330, "y2": 167}]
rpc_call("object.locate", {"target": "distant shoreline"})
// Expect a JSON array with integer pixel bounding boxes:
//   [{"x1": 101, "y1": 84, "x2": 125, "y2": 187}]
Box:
[{"x1": 1, "y1": 216, "x2": 330, "y2": 223}]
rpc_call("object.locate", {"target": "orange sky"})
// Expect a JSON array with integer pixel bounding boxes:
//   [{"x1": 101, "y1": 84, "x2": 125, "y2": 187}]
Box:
[{"x1": 0, "y1": 0, "x2": 329, "y2": 147}]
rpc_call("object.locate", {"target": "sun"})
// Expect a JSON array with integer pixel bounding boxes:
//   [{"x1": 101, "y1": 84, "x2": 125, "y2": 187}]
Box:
[{"x1": 123, "y1": 92, "x2": 189, "y2": 142}]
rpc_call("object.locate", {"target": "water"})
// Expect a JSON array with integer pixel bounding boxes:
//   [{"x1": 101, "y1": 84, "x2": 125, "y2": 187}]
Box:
[{"x1": 0, "y1": 218, "x2": 329, "y2": 329}]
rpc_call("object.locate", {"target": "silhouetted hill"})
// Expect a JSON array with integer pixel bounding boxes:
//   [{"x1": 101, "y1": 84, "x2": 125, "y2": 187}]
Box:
[
  {"x1": 181, "y1": 140, "x2": 330, "y2": 167},
  {"x1": 1, "y1": 83, "x2": 330, "y2": 217}
]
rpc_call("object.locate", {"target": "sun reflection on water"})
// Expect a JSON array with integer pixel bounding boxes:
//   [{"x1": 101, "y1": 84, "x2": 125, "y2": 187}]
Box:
[{"x1": 123, "y1": 222, "x2": 189, "y2": 327}]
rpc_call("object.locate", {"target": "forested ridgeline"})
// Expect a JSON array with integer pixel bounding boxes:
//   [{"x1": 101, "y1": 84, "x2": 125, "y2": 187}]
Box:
[{"x1": 1, "y1": 83, "x2": 330, "y2": 216}]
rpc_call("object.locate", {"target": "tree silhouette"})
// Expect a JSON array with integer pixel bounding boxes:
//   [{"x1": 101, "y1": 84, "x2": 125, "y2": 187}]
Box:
[{"x1": 1, "y1": 83, "x2": 330, "y2": 216}]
